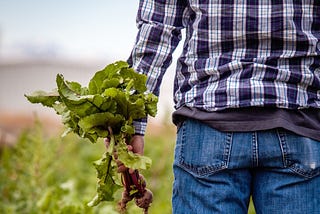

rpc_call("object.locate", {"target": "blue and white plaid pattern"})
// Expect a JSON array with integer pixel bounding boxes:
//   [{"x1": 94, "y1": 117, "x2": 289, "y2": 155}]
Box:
[{"x1": 128, "y1": 0, "x2": 320, "y2": 134}]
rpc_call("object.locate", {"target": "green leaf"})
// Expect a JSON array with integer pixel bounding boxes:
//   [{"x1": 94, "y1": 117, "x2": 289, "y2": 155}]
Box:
[
  {"x1": 119, "y1": 67, "x2": 147, "y2": 93},
  {"x1": 51, "y1": 102, "x2": 84, "y2": 138},
  {"x1": 56, "y1": 74, "x2": 87, "y2": 104},
  {"x1": 103, "y1": 87, "x2": 119, "y2": 98},
  {"x1": 78, "y1": 112, "x2": 124, "y2": 142},
  {"x1": 145, "y1": 93, "x2": 158, "y2": 117},
  {"x1": 88, "y1": 61, "x2": 128, "y2": 94},
  {"x1": 103, "y1": 88, "x2": 128, "y2": 118},
  {"x1": 65, "y1": 81, "x2": 88, "y2": 95},
  {"x1": 101, "y1": 78, "x2": 122, "y2": 89},
  {"x1": 25, "y1": 90, "x2": 60, "y2": 107},
  {"x1": 127, "y1": 97, "x2": 147, "y2": 120},
  {"x1": 56, "y1": 74, "x2": 100, "y2": 117},
  {"x1": 121, "y1": 124, "x2": 135, "y2": 135},
  {"x1": 116, "y1": 137, "x2": 152, "y2": 170},
  {"x1": 87, "y1": 152, "x2": 121, "y2": 207}
]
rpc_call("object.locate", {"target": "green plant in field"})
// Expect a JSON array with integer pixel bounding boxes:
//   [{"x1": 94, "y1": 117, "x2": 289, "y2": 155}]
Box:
[{"x1": 0, "y1": 120, "x2": 93, "y2": 214}]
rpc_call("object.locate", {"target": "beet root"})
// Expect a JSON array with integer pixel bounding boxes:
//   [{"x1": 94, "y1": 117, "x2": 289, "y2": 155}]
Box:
[
  {"x1": 118, "y1": 169, "x2": 153, "y2": 214},
  {"x1": 118, "y1": 189, "x2": 134, "y2": 214},
  {"x1": 135, "y1": 188, "x2": 153, "y2": 214}
]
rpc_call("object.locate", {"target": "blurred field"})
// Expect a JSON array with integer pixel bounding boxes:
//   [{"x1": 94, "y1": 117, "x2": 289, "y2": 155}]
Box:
[{"x1": 0, "y1": 114, "x2": 177, "y2": 214}]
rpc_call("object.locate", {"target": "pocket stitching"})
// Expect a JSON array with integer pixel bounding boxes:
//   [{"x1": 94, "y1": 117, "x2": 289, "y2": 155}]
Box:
[
  {"x1": 277, "y1": 129, "x2": 290, "y2": 168},
  {"x1": 180, "y1": 160, "x2": 227, "y2": 177}
]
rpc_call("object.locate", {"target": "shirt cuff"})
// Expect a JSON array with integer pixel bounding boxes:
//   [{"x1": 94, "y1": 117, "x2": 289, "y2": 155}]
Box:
[{"x1": 133, "y1": 118, "x2": 148, "y2": 135}]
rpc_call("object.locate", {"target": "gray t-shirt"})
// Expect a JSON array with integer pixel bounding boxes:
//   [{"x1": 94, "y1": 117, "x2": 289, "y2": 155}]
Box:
[{"x1": 172, "y1": 107, "x2": 320, "y2": 142}]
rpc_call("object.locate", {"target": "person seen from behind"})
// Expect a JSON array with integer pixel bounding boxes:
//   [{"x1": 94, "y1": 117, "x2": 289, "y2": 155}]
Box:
[{"x1": 126, "y1": 1, "x2": 320, "y2": 213}]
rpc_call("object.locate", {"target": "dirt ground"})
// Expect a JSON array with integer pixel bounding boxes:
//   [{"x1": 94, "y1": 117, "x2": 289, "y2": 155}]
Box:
[{"x1": 0, "y1": 111, "x2": 62, "y2": 147}]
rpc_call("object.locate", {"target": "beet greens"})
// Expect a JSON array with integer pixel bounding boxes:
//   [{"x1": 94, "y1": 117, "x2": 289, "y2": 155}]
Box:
[{"x1": 25, "y1": 61, "x2": 157, "y2": 213}]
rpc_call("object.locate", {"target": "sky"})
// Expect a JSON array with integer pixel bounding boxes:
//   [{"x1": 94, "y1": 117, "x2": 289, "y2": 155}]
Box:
[{"x1": 0, "y1": 0, "x2": 140, "y2": 61}]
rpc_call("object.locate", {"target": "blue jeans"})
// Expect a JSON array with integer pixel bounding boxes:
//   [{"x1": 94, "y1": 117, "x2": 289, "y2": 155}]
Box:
[{"x1": 172, "y1": 119, "x2": 320, "y2": 214}]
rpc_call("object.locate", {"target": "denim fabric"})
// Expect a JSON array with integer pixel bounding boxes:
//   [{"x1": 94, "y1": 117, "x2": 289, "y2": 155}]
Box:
[{"x1": 172, "y1": 119, "x2": 320, "y2": 214}]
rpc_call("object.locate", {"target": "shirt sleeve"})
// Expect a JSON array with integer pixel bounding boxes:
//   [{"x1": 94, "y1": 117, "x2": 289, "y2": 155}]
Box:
[{"x1": 128, "y1": 0, "x2": 188, "y2": 135}]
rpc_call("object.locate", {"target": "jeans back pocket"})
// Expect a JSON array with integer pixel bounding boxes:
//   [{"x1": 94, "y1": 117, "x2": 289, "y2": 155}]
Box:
[
  {"x1": 174, "y1": 119, "x2": 232, "y2": 177},
  {"x1": 278, "y1": 130, "x2": 320, "y2": 179}
]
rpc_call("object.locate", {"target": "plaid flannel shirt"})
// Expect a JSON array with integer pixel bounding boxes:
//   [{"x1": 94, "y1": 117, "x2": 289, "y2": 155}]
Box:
[{"x1": 128, "y1": 0, "x2": 320, "y2": 135}]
